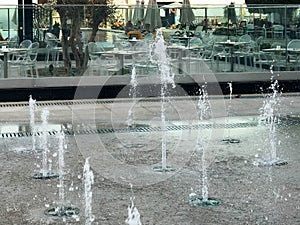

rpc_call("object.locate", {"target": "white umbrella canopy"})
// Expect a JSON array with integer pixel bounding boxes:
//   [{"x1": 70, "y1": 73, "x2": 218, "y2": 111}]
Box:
[
  {"x1": 161, "y1": 2, "x2": 182, "y2": 9},
  {"x1": 144, "y1": 0, "x2": 162, "y2": 32},
  {"x1": 179, "y1": 0, "x2": 195, "y2": 26}
]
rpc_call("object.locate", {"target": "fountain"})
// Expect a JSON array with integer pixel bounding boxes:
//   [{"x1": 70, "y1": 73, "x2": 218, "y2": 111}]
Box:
[
  {"x1": 125, "y1": 197, "x2": 142, "y2": 225},
  {"x1": 254, "y1": 78, "x2": 287, "y2": 166},
  {"x1": 33, "y1": 109, "x2": 59, "y2": 179},
  {"x1": 44, "y1": 131, "x2": 80, "y2": 217},
  {"x1": 15, "y1": 95, "x2": 43, "y2": 153},
  {"x1": 29, "y1": 95, "x2": 38, "y2": 152},
  {"x1": 150, "y1": 28, "x2": 176, "y2": 172},
  {"x1": 83, "y1": 157, "x2": 95, "y2": 225},
  {"x1": 126, "y1": 184, "x2": 142, "y2": 225},
  {"x1": 222, "y1": 82, "x2": 240, "y2": 144},
  {"x1": 189, "y1": 85, "x2": 221, "y2": 207},
  {"x1": 127, "y1": 65, "x2": 138, "y2": 128}
]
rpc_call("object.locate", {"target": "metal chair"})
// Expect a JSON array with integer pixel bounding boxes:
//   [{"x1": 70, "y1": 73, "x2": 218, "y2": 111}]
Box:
[
  {"x1": 273, "y1": 25, "x2": 284, "y2": 39},
  {"x1": 45, "y1": 32, "x2": 61, "y2": 64},
  {"x1": 212, "y1": 44, "x2": 231, "y2": 72},
  {"x1": 246, "y1": 24, "x2": 254, "y2": 36},
  {"x1": 287, "y1": 40, "x2": 300, "y2": 70},
  {"x1": 10, "y1": 42, "x2": 40, "y2": 77}
]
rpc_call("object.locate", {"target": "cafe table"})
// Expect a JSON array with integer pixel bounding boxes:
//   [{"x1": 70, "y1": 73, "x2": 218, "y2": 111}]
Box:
[
  {"x1": 178, "y1": 36, "x2": 192, "y2": 47},
  {"x1": 167, "y1": 45, "x2": 201, "y2": 73},
  {"x1": 0, "y1": 41, "x2": 9, "y2": 47},
  {"x1": 262, "y1": 47, "x2": 288, "y2": 68},
  {"x1": 128, "y1": 39, "x2": 142, "y2": 45},
  {"x1": 0, "y1": 48, "x2": 27, "y2": 78},
  {"x1": 215, "y1": 41, "x2": 248, "y2": 72},
  {"x1": 93, "y1": 50, "x2": 146, "y2": 74}
]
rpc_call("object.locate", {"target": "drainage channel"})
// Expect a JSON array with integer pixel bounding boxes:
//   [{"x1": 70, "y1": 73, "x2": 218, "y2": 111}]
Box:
[
  {"x1": 1, "y1": 119, "x2": 299, "y2": 139},
  {"x1": 0, "y1": 98, "x2": 204, "y2": 108},
  {"x1": 0, "y1": 122, "x2": 259, "y2": 138},
  {"x1": 0, "y1": 94, "x2": 275, "y2": 108}
]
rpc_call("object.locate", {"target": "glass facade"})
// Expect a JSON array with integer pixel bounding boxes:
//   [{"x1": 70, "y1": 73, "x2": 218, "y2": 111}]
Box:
[{"x1": 0, "y1": 3, "x2": 300, "y2": 78}]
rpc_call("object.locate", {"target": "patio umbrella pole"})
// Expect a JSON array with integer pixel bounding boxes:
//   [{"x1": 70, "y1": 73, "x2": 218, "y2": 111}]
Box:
[
  {"x1": 22, "y1": 0, "x2": 25, "y2": 39},
  {"x1": 205, "y1": 8, "x2": 207, "y2": 34},
  {"x1": 227, "y1": 5, "x2": 230, "y2": 40}
]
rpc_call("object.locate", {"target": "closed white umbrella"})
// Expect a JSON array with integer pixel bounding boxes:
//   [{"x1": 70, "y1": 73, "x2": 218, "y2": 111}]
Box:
[
  {"x1": 144, "y1": 0, "x2": 162, "y2": 32},
  {"x1": 179, "y1": 0, "x2": 195, "y2": 26},
  {"x1": 132, "y1": 0, "x2": 144, "y2": 24}
]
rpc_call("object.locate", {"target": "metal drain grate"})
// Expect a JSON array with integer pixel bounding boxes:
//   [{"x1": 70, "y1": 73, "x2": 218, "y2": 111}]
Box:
[
  {"x1": 0, "y1": 122, "x2": 259, "y2": 138},
  {"x1": 0, "y1": 95, "x2": 243, "y2": 108},
  {"x1": 1, "y1": 120, "x2": 299, "y2": 139}
]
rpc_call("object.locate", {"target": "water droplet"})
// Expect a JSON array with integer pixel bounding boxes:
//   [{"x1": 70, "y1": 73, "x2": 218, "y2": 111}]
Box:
[
  {"x1": 45, "y1": 204, "x2": 49, "y2": 208},
  {"x1": 255, "y1": 154, "x2": 258, "y2": 158},
  {"x1": 78, "y1": 175, "x2": 82, "y2": 179},
  {"x1": 52, "y1": 152, "x2": 57, "y2": 157},
  {"x1": 244, "y1": 160, "x2": 248, "y2": 164}
]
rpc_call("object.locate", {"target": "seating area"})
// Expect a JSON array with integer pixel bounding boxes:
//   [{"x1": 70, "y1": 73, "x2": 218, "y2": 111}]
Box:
[
  {"x1": 1, "y1": 1, "x2": 300, "y2": 78},
  {"x1": 1, "y1": 28, "x2": 300, "y2": 78}
]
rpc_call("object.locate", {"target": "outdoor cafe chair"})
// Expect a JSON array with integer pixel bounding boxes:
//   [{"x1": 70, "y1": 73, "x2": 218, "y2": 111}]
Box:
[
  {"x1": 10, "y1": 39, "x2": 32, "y2": 61},
  {"x1": 8, "y1": 35, "x2": 19, "y2": 48},
  {"x1": 88, "y1": 42, "x2": 100, "y2": 61},
  {"x1": 10, "y1": 42, "x2": 40, "y2": 77},
  {"x1": 20, "y1": 39, "x2": 32, "y2": 49},
  {"x1": 180, "y1": 37, "x2": 204, "y2": 73},
  {"x1": 87, "y1": 42, "x2": 101, "y2": 73},
  {"x1": 253, "y1": 51, "x2": 275, "y2": 71},
  {"x1": 270, "y1": 42, "x2": 287, "y2": 70},
  {"x1": 287, "y1": 39, "x2": 300, "y2": 70},
  {"x1": 45, "y1": 32, "x2": 61, "y2": 64},
  {"x1": 133, "y1": 52, "x2": 157, "y2": 75},
  {"x1": 246, "y1": 24, "x2": 254, "y2": 36},
  {"x1": 273, "y1": 25, "x2": 284, "y2": 39},
  {"x1": 234, "y1": 34, "x2": 252, "y2": 71},
  {"x1": 98, "y1": 54, "x2": 120, "y2": 76},
  {"x1": 212, "y1": 44, "x2": 231, "y2": 72}
]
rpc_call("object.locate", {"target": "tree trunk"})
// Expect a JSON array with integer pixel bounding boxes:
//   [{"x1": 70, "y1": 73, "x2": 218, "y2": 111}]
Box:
[
  {"x1": 69, "y1": 14, "x2": 86, "y2": 76},
  {"x1": 56, "y1": 8, "x2": 71, "y2": 75},
  {"x1": 88, "y1": 25, "x2": 98, "y2": 42}
]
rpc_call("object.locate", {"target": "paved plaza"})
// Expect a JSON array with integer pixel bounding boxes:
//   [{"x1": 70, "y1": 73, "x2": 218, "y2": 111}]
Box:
[{"x1": 0, "y1": 93, "x2": 299, "y2": 224}]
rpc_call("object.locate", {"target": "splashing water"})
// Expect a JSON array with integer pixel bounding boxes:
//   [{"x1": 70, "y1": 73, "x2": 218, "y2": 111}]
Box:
[
  {"x1": 58, "y1": 131, "x2": 65, "y2": 211},
  {"x1": 127, "y1": 65, "x2": 138, "y2": 127},
  {"x1": 189, "y1": 85, "x2": 221, "y2": 206},
  {"x1": 125, "y1": 197, "x2": 142, "y2": 225},
  {"x1": 150, "y1": 28, "x2": 175, "y2": 171},
  {"x1": 254, "y1": 79, "x2": 287, "y2": 166},
  {"x1": 29, "y1": 95, "x2": 37, "y2": 152},
  {"x1": 198, "y1": 85, "x2": 210, "y2": 202},
  {"x1": 40, "y1": 109, "x2": 51, "y2": 176},
  {"x1": 44, "y1": 131, "x2": 80, "y2": 217},
  {"x1": 32, "y1": 109, "x2": 59, "y2": 179},
  {"x1": 84, "y1": 157, "x2": 95, "y2": 225},
  {"x1": 150, "y1": 29, "x2": 175, "y2": 87},
  {"x1": 222, "y1": 82, "x2": 240, "y2": 144}
]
